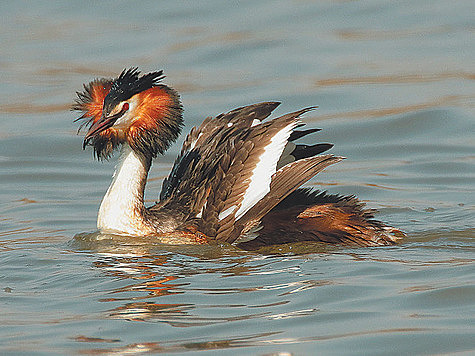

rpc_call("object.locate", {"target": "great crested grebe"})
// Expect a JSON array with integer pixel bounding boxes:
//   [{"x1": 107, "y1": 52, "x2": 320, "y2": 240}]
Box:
[{"x1": 73, "y1": 68, "x2": 403, "y2": 249}]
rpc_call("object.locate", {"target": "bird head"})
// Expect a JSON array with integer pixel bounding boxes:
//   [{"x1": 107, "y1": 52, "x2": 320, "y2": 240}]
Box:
[{"x1": 73, "y1": 68, "x2": 183, "y2": 160}]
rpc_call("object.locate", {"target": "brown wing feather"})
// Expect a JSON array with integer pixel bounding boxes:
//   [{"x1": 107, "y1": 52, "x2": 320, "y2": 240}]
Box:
[
  {"x1": 158, "y1": 102, "x2": 282, "y2": 221},
  {"x1": 220, "y1": 155, "x2": 343, "y2": 243},
  {"x1": 157, "y1": 103, "x2": 344, "y2": 244},
  {"x1": 179, "y1": 101, "x2": 280, "y2": 156},
  {"x1": 203, "y1": 113, "x2": 303, "y2": 239}
]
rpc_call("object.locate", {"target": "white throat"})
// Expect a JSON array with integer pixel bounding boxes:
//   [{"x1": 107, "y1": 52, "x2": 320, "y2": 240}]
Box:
[{"x1": 97, "y1": 145, "x2": 153, "y2": 235}]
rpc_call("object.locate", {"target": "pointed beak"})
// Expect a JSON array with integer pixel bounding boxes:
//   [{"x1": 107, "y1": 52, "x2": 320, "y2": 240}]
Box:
[{"x1": 83, "y1": 112, "x2": 121, "y2": 149}]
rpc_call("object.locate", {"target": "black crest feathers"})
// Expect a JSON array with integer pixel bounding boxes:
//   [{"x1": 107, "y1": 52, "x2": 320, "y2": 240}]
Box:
[{"x1": 103, "y1": 68, "x2": 165, "y2": 111}]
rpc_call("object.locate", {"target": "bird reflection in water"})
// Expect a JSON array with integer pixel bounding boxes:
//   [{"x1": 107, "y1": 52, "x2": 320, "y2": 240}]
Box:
[
  {"x1": 72, "y1": 232, "x2": 338, "y2": 354},
  {"x1": 74, "y1": 231, "x2": 266, "y2": 326},
  {"x1": 96, "y1": 255, "x2": 190, "y2": 323}
]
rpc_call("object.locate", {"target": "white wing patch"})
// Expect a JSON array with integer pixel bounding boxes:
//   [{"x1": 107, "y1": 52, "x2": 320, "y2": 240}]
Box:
[
  {"x1": 251, "y1": 119, "x2": 260, "y2": 127},
  {"x1": 188, "y1": 132, "x2": 204, "y2": 151},
  {"x1": 218, "y1": 205, "x2": 237, "y2": 220},
  {"x1": 196, "y1": 201, "x2": 207, "y2": 218},
  {"x1": 235, "y1": 121, "x2": 298, "y2": 220}
]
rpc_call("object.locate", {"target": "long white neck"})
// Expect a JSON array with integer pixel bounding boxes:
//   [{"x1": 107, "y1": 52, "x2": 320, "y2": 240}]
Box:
[{"x1": 97, "y1": 145, "x2": 154, "y2": 235}]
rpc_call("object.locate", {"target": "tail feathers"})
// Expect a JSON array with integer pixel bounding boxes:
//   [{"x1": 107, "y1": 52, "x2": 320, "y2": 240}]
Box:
[
  {"x1": 237, "y1": 188, "x2": 405, "y2": 250},
  {"x1": 217, "y1": 154, "x2": 343, "y2": 243}
]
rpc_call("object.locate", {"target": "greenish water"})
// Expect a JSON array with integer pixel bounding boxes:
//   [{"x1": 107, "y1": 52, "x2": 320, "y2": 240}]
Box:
[{"x1": 1, "y1": 1, "x2": 474, "y2": 355}]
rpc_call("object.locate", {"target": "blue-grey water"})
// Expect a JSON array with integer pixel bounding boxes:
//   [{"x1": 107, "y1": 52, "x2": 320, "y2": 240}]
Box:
[{"x1": 1, "y1": 1, "x2": 474, "y2": 355}]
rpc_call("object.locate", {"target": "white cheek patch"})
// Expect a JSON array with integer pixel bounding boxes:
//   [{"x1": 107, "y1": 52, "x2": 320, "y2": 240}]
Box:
[{"x1": 113, "y1": 96, "x2": 139, "y2": 129}]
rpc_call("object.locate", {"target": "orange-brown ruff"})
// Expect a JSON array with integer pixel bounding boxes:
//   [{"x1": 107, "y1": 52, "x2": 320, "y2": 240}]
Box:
[{"x1": 73, "y1": 68, "x2": 403, "y2": 249}]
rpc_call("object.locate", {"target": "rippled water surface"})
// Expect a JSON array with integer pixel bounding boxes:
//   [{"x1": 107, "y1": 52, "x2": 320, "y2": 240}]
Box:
[{"x1": 1, "y1": 1, "x2": 474, "y2": 354}]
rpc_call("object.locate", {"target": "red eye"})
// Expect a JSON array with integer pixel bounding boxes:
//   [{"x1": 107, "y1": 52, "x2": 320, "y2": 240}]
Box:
[{"x1": 122, "y1": 103, "x2": 129, "y2": 111}]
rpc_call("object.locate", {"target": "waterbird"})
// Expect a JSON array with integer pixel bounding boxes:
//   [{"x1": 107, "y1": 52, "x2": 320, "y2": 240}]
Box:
[{"x1": 73, "y1": 68, "x2": 403, "y2": 249}]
